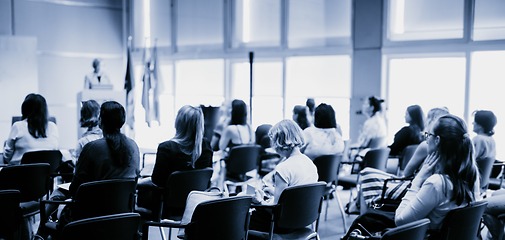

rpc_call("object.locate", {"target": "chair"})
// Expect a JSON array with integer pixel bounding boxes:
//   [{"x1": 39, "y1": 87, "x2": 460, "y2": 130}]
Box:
[
  {"x1": 397, "y1": 144, "x2": 419, "y2": 174},
  {"x1": 381, "y1": 218, "x2": 430, "y2": 240},
  {"x1": 142, "y1": 196, "x2": 252, "y2": 240},
  {"x1": 0, "y1": 163, "x2": 50, "y2": 239},
  {"x1": 255, "y1": 124, "x2": 280, "y2": 175},
  {"x1": 136, "y1": 168, "x2": 213, "y2": 222},
  {"x1": 224, "y1": 145, "x2": 262, "y2": 194},
  {"x1": 248, "y1": 182, "x2": 326, "y2": 240},
  {"x1": 476, "y1": 157, "x2": 495, "y2": 196},
  {"x1": 430, "y1": 200, "x2": 488, "y2": 240},
  {"x1": 0, "y1": 190, "x2": 23, "y2": 239},
  {"x1": 40, "y1": 178, "x2": 137, "y2": 238},
  {"x1": 348, "y1": 137, "x2": 387, "y2": 160},
  {"x1": 313, "y1": 154, "x2": 347, "y2": 231},
  {"x1": 487, "y1": 160, "x2": 505, "y2": 190},
  {"x1": 21, "y1": 150, "x2": 65, "y2": 194},
  {"x1": 58, "y1": 213, "x2": 141, "y2": 240}
]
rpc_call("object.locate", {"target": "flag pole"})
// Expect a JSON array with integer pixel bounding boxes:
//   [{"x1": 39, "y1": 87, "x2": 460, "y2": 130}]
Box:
[{"x1": 249, "y1": 51, "x2": 254, "y2": 124}]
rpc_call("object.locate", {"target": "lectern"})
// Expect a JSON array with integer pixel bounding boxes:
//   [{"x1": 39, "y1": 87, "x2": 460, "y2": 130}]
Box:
[{"x1": 77, "y1": 89, "x2": 126, "y2": 138}]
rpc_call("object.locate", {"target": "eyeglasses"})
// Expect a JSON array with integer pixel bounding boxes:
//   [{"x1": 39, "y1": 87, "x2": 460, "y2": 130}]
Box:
[{"x1": 424, "y1": 132, "x2": 435, "y2": 140}]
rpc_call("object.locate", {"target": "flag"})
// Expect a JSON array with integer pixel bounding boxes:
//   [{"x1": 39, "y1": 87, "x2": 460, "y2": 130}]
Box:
[
  {"x1": 141, "y1": 46, "x2": 154, "y2": 126},
  {"x1": 124, "y1": 44, "x2": 135, "y2": 130},
  {"x1": 150, "y1": 41, "x2": 164, "y2": 124}
]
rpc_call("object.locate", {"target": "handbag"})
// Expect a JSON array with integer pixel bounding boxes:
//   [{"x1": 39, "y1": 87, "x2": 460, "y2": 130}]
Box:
[
  {"x1": 175, "y1": 187, "x2": 229, "y2": 238},
  {"x1": 370, "y1": 177, "x2": 412, "y2": 212}
]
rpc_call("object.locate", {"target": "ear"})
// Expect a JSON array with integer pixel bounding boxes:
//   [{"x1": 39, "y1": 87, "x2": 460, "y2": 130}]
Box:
[{"x1": 434, "y1": 135, "x2": 441, "y2": 146}]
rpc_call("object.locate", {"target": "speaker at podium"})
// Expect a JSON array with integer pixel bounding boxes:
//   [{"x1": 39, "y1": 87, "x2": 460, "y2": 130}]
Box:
[{"x1": 77, "y1": 89, "x2": 126, "y2": 139}]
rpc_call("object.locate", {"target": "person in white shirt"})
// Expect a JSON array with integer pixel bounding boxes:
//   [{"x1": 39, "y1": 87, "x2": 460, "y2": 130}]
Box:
[{"x1": 84, "y1": 58, "x2": 111, "y2": 89}]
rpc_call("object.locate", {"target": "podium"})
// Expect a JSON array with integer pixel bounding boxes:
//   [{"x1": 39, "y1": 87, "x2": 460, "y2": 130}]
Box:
[{"x1": 77, "y1": 89, "x2": 126, "y2": 138}]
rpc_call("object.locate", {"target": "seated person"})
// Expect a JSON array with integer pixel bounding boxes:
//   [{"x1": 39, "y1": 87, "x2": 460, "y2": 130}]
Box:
[
  {"x1": 343, "y1": 115, "x2": 480, "y2": 239},
  {"x1": 388, "y1": 105, "x2": 424, "y2": 156},
  {"x1": 218, "y1": 99, "x2": 255, "y2": 154},
  {"x1": 249, "y1": 119, "x2": 318, "y2": 233},
  {"x1": 136, "y1": 105, "x2": 213, "y2": 209},
  {"x1": 292, "y1": 105, "x2": 310, "y2": 130},
  {"x1": 210, "y1": 101, "x2": 230, "y2": 151},
  {"x1": 472, "y1": 110, "x2": 497, "y2": 162},
  {"x1": 72, "y1": 100, "x2": 103, "y2": 163},
  {"x1": 303, "y1": 103, "x2": 344, "y2": 160},
  {"x1": 3, "y1": 93, "x2": 59, "y2": 165}
]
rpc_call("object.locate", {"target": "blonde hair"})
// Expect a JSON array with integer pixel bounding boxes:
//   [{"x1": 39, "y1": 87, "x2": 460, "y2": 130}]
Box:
[
  {"x1": 172, "y1": 105, "x2": 204, "y2": 167},
  {"x1": 425, "y1": 107, "x2": 450, "y2": 131},
  {"x1": 268, "y1": 119, "x2": 305, "y2": 151}
]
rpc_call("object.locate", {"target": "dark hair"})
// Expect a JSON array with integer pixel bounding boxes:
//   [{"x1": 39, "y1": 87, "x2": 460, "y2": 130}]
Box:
[
  {"x1": 293, "y1": 105, "x2": 309, "y2": 130},
  {"x1": 92, "y1": 58, "x2": 101, "y2": 69},
  {"x1": 473, "y1": 110, "x2": 497, "y2": 136},
  {"x1": 407, "y1": 105, "x2": 424, "y2": 141},
  {"x1": 314, "y1": 103, "x2": 337, "y2": 129},
  {"x1": 80, "y1": 100, "x2": 100, "y2": 129},
  {"x1": 21, "y1": 93, "x2": 48, "y2": 138},
  {"x1": 100, "y1": 101, "x2": 130, "y2": 167},
  {"x1": 368, "y1": 96, "x2": 384, "y2": 116},
  {"x1": 433, "y1": 115, "x2": 477, "y2": 205},
  {"x1": 306, "y1": 98, "x2": 315, "y2": 114},
  {"x1": 230, "y1": 99, "x2": 247, "y2": 125}
]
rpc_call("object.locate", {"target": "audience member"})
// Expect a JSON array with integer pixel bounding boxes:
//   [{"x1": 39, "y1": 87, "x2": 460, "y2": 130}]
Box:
[
  {"x1": 249, "y1": 119, "x2": 318, "y2": 233},
  {"x1": 210, "y1": 101, "x2": 231, "y2": 151},
  {"x1": 72, "y1": 100, "x2": 102, "y2": 163},
  {"x1": 389, "y1": 105, "x2": 424, "y2": 156},
  {"x1": 2, "y1": 93, "x2": 59, "y2": 165},
  {"x1": 292, "y1": 105, "x2": 310, "y2": 130},
  {"x1": 343, "y1": 114, "x2": 480, "y2": 239},
  {"x1": 472, "y1": 110, "x2": 497, "y2": 161},
  {"x1": 84, "y1": 58, "x2": 111, "y2": 89},
  {"x1": 218, "y1": 99, "x2": 255, "y2": 152},
  {"x1": 306, "y1": 98, "x2": 316, "y2": 126},
  {"x1": 403, "y1": 107, "x2": 449, "y2": 177},
  {"x1": 303, "y1": 103, "x2": 345, "y2": 160}
]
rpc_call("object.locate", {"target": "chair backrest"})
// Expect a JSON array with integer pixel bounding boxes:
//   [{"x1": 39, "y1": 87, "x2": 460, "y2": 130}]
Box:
[
  {"x1": 21, "y1": 150, "x2": 63, "y2": 176},
  {"x1": 275, "y1": 182, "x2": 326, "y2": 229},
  {"x1": 362, "y1": 148, "x2": 391, "y2": 172},
  {"x1": 186, "y1": 196, "x2": 252, "y2": 240},
  {"x1": 381, "y1": 218, "x2": 430, "y2": 240},
  {"x1": 368, "y1": 137, "x2": 387, "y2": 149},
  {"x1": 399, "y1": 144, "x2": 419, "y2": 170},
  {"x1": 476, "y1": 157, "x2": 495, "y2": 191},
  {"x1": 226, "y1": 145, "x2": 262, "y2": 175},
  {"x1": 313, "y1": 154, "x2": 343, "y2": 184},
  {"x1": 59, "y1": 213, "x2": 140, "y2": 240},
  {"x1": 72, "y1": 179, "x2": 137, "y2": 221},
  {"x1": 0, "y1": 163, "x2": 50, "y2": 202},
  {"x1": 0, "y1": 190, "x2": 23, "y2": 237},
  {"x1": 162, "y1": 168, "x2": 213, "y2": 219},
  {"x1": 437, "y1": 201, "x2": 488, "y2": 240},
  {"x1": 255, "y1": 124, "x2": 272, "y2": 148}
]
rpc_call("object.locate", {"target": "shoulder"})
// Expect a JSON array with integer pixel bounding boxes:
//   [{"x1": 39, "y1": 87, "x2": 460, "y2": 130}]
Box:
[
  {"x1": 424, "y1": 174, "x2": 450, "y2": 190},
  {"x1": 158, "y1": 140, "x2": 179, "y2": 151}
]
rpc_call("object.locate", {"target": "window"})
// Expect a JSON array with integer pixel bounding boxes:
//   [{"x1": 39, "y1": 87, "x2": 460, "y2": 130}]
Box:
[
  {"x1": 231, "y1": 60, "x2": 283, "y2": 128},
  {"x1": 285, "y1": 55, "x2": 352, "y2": 139},
  {"x1": 288, "y1": 0, "x2": 352, "y2": 48},
  {"x1": 233, "y1": 0, "x2": 281, "y2": 48},
  {"x1": 469, "y1": 51, "x2": 505, "y2": 160},
  {"x1": 387, "y1": 0, "x2": 465, "y2": 41},
  {"x1": 473, "y1": 0, "x2": 505, "y2": 41},
  {"x1": 387, "y1": 57, "x2": 466, "y2": 144}
]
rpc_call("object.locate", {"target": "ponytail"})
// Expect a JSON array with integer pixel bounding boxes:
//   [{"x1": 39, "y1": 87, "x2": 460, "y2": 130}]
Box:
[{"x1": 100, "y1": 101, "x2": 131, "y2": 167}]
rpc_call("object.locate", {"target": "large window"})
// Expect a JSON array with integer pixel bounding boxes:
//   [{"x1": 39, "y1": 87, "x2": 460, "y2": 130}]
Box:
[
  {"x1": 473, "y1": 0, "x2": 505, "y2": 41},
  {"x1": 386, "y1": 57, "x2": 466, "y2": 144}
]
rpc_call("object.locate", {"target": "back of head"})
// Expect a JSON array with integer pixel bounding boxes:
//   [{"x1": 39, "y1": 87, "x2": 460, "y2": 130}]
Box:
[
  {"x1": 368, "y1": 96, "x2": 384, "y2": 116},
  {"x1": 306, "y1": 98, "x2": 315, "y2": 114},
  {"x1": 173, "y1": 105, "x2": 204, "y2": 167},
  {"x1": 293, "y1": 105, "x2": 309, "y2": 130},
  {"x1": 426, "y1": 107, "x2": 450, "y2": 131},
  {"x1": 269, "y1": 119, "x2": 305, "y2": 152},
  {"x1": 100, "y1": 101, "x2": 129, "y2": 167},
  {"x1": 80, "y1": 100, "x2": 100, "y2": 128},
  {"x1": 230, "y1": 99, "x2": 247, "y2": 125},
  {"x1": 314, "y1": 103, "x2": 337, "y2": 129},
  {"x1": 407, "y1": 105, "x2": 425, "y2": 133},
  {"x1": 433, "y1": 115, "x2": 477, "y2": 205},
  {"x1": 474, "y1": 110, "x2": 497, "y2": 136},
  {"x1": 21, "y1": 93, "x2": 48, "y2": 138}
]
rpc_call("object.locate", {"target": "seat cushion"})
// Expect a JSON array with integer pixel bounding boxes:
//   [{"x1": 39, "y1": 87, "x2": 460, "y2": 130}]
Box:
[{"x1": 338, "y1": 174, "x2": 358, "y2": 189}]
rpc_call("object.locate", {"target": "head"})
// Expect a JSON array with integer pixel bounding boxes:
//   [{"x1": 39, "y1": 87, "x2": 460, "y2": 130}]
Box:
[
  {"x1": 425, "y1": 114, "x2": 477, "y2": 205},
  {"x1": 100, "y1": 101, "x2": 125, "y2": 134},
  {"x1": 173, "y1": 105, "x2": 205, "y2": 167},
  {"x1": 269, "y1": 119, "x2": 305, "y2": 156},
  {"x1": 80, "y1": 100, "x2": 100, "y2": 129},
  {"x1": 230, "y1": 99, "x2": 247, "y2": 125},
  {"x1": 292, "y1": 105, "x2": 309, "y2": 130},
  {"x1": 406, "y1": 105, "x2": 424, "y2": 132},
  {"x1": 473, "y1": 110, "x2": 497, "y2": 136},
  {"x1": 92, "y1": 58, "x2": 102, "y2": 73},
  {"x1": 362, "y1": 96, "x2": 384, "y2": 117},
  {"x1": 21, "y1": 93, "x2": 49, "y2": 138},
  {"x1": 314, "y1": 103, "x2": 337, "y2": 129},
  {"x1": 306, "y1": 98, "x2": 315, "y2": 115},
  {"x1": 425, "y1": 107, "x2": 450, "y2": 131}
]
